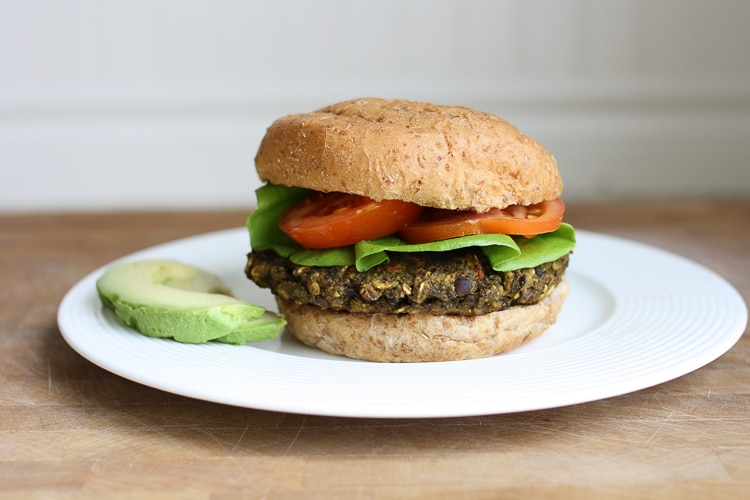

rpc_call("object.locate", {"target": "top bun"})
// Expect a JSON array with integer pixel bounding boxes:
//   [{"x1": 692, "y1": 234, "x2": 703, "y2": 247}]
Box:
[{"x1": 254, "y1": 98, "x2": 562, "y2": 211}]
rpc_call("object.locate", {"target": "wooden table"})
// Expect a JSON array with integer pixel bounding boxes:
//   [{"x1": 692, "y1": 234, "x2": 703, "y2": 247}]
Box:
[{"x1": 1, "y1": 201, "x2": 748, "y2": 498}]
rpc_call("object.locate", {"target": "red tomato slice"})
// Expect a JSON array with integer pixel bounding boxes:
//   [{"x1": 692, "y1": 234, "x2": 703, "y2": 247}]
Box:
[
  {"x1": 279, "y1": 192, "x2": 424, "y2": 249},
  {"x1": 399, "y1": 198, "x2": 565, "y2": 244}
]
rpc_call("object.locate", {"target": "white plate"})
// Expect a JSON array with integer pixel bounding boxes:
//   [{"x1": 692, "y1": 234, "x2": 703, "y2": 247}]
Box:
[{"x1": 58, "y1": 229, "x2": 747, "y2": 418}]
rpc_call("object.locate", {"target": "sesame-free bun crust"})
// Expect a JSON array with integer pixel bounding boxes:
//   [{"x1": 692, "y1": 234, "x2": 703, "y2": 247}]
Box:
[
  {"x1": 278, "y1": 280, "x2": 569, "y2": 363},
  {"x1": 255, "y1": 98, "x2": 562, "y2": 212}
]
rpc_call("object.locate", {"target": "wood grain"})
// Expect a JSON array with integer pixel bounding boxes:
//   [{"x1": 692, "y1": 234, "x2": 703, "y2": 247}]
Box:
[{"x1": 1, "y1": 202, "x2": 748, "y2": 498}]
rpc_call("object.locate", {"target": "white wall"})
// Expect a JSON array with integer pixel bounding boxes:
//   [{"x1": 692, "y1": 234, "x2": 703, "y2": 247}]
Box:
[{"x1": 2, "y1": 0, "x2": 749, "y2": 212}]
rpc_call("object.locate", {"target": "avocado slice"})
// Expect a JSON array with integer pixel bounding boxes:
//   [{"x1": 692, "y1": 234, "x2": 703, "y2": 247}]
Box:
[{"x1": 96, "y1": 259, "x2": 285, "y2": 344}]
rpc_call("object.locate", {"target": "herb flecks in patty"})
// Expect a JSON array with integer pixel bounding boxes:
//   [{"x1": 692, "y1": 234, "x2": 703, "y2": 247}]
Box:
[{"x1": 245, "y1": 249, "x2": 569, "y2": 316}]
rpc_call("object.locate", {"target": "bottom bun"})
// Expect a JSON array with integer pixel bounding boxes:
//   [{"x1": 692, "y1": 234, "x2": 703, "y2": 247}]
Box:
[{"x1": 278, "y1": 280, "x2": 569, "y2": 362}]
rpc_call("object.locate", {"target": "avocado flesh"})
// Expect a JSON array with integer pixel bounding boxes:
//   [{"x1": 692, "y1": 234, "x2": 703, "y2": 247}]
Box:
[{"x1": 96, "y1": 259, "x2": 285, "y2": 344}]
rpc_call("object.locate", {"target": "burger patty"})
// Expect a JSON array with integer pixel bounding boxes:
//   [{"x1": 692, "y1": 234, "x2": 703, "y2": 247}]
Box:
[{"x1": 245, "y1": 249, "x2": 569, "y2": 316}]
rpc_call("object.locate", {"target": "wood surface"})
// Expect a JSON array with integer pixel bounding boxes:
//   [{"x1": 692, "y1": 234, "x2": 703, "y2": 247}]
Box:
[{"x1": 1, "y1": 201, "x2": 748, "y2": 498}]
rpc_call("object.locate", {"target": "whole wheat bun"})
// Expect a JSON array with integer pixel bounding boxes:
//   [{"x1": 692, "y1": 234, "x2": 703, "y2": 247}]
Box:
[
  {"x1": 255, "y1": 98, "x2": 562, "y2": 212},
  {"x1": 278, "y1": 280, "x2": 569, "y2": 363}
]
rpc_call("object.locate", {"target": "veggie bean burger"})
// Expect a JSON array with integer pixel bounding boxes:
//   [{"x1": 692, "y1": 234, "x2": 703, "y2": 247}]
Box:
[{"x1": 244, "y1": 98, "x2": 576, "y2": 362}]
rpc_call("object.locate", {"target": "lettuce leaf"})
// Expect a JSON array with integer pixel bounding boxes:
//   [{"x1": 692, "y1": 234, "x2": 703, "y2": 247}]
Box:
[
  {"x1": 354, "y1": 233, "x2": 520, "y2": 271},
  {"x1": 247, "y1": 183, "x2": 311, "y2": 258},
  {"x1": 490, "y1": 222, "x2": 576, "y2": 271},
  {"x1": 247, "y1": 183, "x2": 576, "y2": 272}
]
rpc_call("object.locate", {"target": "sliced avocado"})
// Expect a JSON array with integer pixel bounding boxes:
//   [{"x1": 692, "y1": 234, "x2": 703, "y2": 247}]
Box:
[{"x1": 96, "y1": 259, "x2": 285, "y2": 344}]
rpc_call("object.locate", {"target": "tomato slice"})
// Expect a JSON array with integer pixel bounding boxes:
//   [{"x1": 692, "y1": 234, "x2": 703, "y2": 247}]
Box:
[
  {"x1": 279, "y1": 192, "x2": 424, "y2": 249},
  {"x1": 399, "y1": 198, "x2": 565, "y2": 244}
]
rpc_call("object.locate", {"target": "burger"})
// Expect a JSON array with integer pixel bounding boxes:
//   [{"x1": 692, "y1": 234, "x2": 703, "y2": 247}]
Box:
[{"x1": 244, "y1": 98, "x2": 575, "y2": 362}]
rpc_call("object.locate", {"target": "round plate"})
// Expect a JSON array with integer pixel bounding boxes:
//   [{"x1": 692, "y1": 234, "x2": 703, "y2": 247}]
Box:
[{"x1": 57, "y1": 229, "x2": 747, "y2": 418}]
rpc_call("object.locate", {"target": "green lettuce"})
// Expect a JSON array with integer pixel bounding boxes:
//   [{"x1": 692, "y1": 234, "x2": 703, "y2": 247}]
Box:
[
  {"x1": 247, "y1": 183, "x2": 575, "y2": 272},
  {"x1": 247, "y1": 183, "x2": 310, "y2": 258}
]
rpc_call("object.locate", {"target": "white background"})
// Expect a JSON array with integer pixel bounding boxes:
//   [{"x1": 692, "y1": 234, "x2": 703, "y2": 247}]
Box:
[{"x1": 2, "y1": 0, "x2": 749, "y2": 212}]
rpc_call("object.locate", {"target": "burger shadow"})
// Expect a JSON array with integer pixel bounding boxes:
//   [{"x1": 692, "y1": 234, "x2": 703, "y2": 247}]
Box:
[{"x1": 44, "y1": 324, "x2": 618, "y2": 459}]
